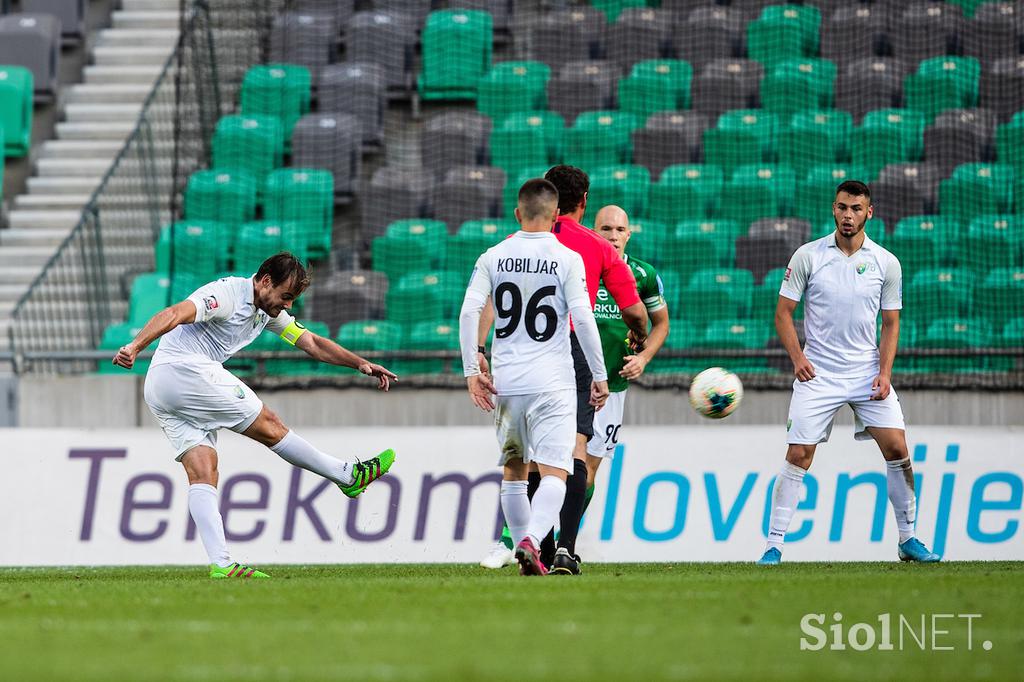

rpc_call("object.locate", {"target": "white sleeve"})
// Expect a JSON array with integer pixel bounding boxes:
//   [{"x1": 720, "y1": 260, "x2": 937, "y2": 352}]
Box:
[
  {"x1": 459, "y1": 254, "x2": 493, "y2": 376},
  {"x1": 187, "y1": 279, "x2": 236, "y2": 323},
  {"x1": 881, "y1": 253, "x2": 903, "y2": 311},
  {"x1": 564, "y1": 255, "x2": 607, "y2": 383},
  {"x1": 779, "y1": 246, "x2": 812, "y2": 302},
  {"x1": 266, "y1": 309, "x2": 297, "y2": 335}
]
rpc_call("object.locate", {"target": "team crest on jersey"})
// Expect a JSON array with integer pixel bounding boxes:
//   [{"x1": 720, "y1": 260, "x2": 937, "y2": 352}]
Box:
[
  {"x1": 856, "y1": 263, "x2": 868, "y2": 275},
  {"x1": 233, "y1": 385, "x2": 245, "y2": 399},
  {"x1": 203, "y1": 296, "x2": 218, "y2": 311}
]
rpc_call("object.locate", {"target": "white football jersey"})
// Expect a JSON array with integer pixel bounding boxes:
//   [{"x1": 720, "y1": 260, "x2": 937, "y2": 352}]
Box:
[
  {"x1": 780, "y1": 232, "x2": 902, "y2": 378},
  {"x1": 463, "y1": 232, "x2": 599, "y2": 395},
  {"x1": 151, "y1": 276, "x2": 295, "y2": 367}
]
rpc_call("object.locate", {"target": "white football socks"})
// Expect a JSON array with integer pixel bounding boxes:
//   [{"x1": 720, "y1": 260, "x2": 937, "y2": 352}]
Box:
[
  {"x1": 270, "y1": 430, "x2": 354, "y2": 486},
  {"x1": 188, "y1": 484, "x2": 232, "y2": 568},
  {"x1": 886, "y1": 456, "x2": 917, "y2": 543},
  {"x1": 526, "y1": 475, "x2": 566, "y2": 548},
  {"x1": 766, "y1": 462, "x2": 807, "y2": 552},
  {"x1": 500, "y1": 480, "x2": 531, "y2": 547}
]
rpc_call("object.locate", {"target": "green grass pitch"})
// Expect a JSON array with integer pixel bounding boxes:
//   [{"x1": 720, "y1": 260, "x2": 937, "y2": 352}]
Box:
[{"x1": 0, "y1": 562, "x2": 1021, "y2": 681}]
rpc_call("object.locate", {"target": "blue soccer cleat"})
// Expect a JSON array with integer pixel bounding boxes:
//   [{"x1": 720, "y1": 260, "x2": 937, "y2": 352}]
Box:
[
  {"x1": 756, "y1": 547, "x2": 782, "y2": 565},
  {"x1": 898, "y1": 537, "x2": 941, "y2": 563}
]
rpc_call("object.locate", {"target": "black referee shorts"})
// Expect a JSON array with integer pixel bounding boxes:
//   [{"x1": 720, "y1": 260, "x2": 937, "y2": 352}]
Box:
[{"x1": 570, "y1": 330, "x2": 594, "y2": 438}]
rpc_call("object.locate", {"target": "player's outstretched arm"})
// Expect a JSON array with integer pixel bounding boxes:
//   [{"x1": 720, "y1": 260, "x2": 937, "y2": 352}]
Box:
[
  {"x1": 112, "y1": 300, "x2": 197, "y2": 369},
  {"x1": 621, "y1": 306, "x2": 670, "y2": 380},
  {"x1": 294, "y1": 332, "x2": 397, "y2": 390},
  {"x1": 776, "y1": 296, "x2": 815, "y2": 382}
]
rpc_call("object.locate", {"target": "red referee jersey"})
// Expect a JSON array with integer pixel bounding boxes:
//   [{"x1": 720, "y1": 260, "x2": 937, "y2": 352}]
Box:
[{"x1": 552, "y1": 216, "x2": 640, "y2": 310}]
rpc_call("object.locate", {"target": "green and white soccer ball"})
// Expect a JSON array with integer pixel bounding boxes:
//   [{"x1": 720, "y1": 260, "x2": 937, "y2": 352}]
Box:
[{"x1": 689, "y1": 367, "x2": 743, "y2": 419}]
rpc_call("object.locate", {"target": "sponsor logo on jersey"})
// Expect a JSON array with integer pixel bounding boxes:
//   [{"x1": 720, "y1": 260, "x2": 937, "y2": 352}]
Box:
[
  {"x1": 784, "y1": 268, "x2": 792, "y2": 282},
  {"x1": 203, "y1": 296, "x2": 218, "y2": 311}
]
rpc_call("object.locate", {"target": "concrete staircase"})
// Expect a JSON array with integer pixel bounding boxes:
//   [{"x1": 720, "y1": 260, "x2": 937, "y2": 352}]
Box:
[{"x1": 1, "y1": 0, "x2": 180, "y2": 352}]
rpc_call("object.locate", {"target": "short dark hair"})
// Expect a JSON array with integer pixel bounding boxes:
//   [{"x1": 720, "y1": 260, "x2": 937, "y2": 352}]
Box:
[
  {"x1": 517, "y1": 178, "x2": 559, "y2": 220},
  {"x1": 255, "y1": 252, "x2": 310, "y2": 291},
  {"x1": 544, "y1": 165, "x2": 589, "y2": 215},
  {"x1": 836, "y1": 180, "x2": 871, "y2": 202}
]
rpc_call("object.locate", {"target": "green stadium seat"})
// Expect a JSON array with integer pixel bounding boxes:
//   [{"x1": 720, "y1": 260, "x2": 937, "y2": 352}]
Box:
[
  {"x1": 999, "y1": 317, "x2": 1024, "y2": 346},
  {"x1": 402, "y1": 320, "x2": 461, "y2": 375},
  {"x1": 978, "y1": 267, "x2": 1024, "y2": 333},
  {"x1": 647, "y1": 164, "x2": 724, "y2": 223},
  {"x1": 419, "y1": 10, "x2": 493, "y2": 101},
  {"x1": 761, "y1": 59, "x2": 836, "y2": 120},
  {"x1": 904, "y1": 57, "x2": 981, "y2": 125},
  {"x1": 128, "y1": 272, "x2": 203, "y2": 325},
  {"x1": 681, "y1": 268, "x2": 756, "y2": 329},
  {"x1": 336, "y1": 320, "x2": 404, "y2": 370},
  {"x1": 959, "y1": 215, "x2": 1024, "y2": 277},
  {"x1": 917, "y1": 317, "x2": 993, "y2": 372},
  {"x1": 235, "y1": 221, "x2": 309, "y2": 275},
  {"x1": 154, "y1": 222, "x2": 226, "y2": 283},
  {"x1": 889, "y1": 215, "x2": 961, "y2": 273},
  {"x1": 590, "y1": 0, "x2": 646, "y2": 22},
  {"x1": 0, "y1": 65, "x2": 32, "y2": 156},
  {"x1": 260, "y1": 321, "x2": 331, "y2": 376},
  {"x1": 695, "y1": 319, "x2": 772, "y2": 372},
  {"x1": 995, "y1": 112, "x2": 1024, "y2": 177},
  {"x1": 448, "y1": 219, "x2": 518, "y2": 277},
  {"x1": 648, "y1": 323, "x2": 704, "y2": 374},
  {"x1": 97, "y1": 323, "x2": 148, "y2": 374},
  {"x1": 386, "y1": 271, "x2": 464, "y2": 323},
  {"x1": 183, "y1": 169, "x2": 258, "y2": 228},
  {"x1": 263, "y1": 169, "x2": 334, "y2": 258},
  {"x1": 673, "y1": 219, "x2": 743, "y2": 269},
  {"x1": 939, "y1": 163, "x2": 1016, "y2": 225},
  {"x1": 904, "y1": 267, "x2": 976, "y2": 326},
  {"x1": 239, "y1": 64, "x2": 311, "y2": 145},
  {"x1": 617, "y1": 60, "x2": 693, "y2": 121},
  {"x1": 490, "y1": 112, "x2": 564, "y2": 176},
  {"x1": 371, "y1": 219, "x2": 450, "y2": 284},
  {"x1": 211, "y1": 115, "x2": 284, "y2": 187},
  {"x1": 793, "y1": 164, "x2": 874, "y2": 225},
  {"x1": 703, "y1": 110, "x2": 781, "y2": 174},
  {"x1": 747, "y1": 4, "x2": 821, "y2": 68},
  {"x1": 503, "y1": 165, "x2": 551, "y2": 218},
  {"x1": 585, "y1": 165, "x2": 651, "y2": 221},
  {"x1": 477, "y1": 61, "x2": 550, "y2": 122},
  {"x1": 852, "y1": 109, "x2": 925, "y2": 177},
  {"x1": 751, "y1": 267, "x2": 804, "y2": 324},
  {"x1": 623, "y1": 219, "x2": 669, "y2": 266},
  {"x1": 778, "y1": 110, "x2": 853, "y2": 177},
  {"x1": 563, "y1": 111, "x2": 640, "y2": 169},
  {"x1": 718, "y1": 164, "x2": 797, "y2": 227}
]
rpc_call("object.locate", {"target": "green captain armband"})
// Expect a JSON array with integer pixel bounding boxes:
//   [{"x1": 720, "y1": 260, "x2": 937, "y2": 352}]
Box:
[{"x1": 279, "y1": 320, "x2": 308, "y2": 346}]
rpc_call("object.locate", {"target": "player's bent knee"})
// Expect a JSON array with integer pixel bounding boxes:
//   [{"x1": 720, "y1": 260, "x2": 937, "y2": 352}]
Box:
[{"x1": 785, "y1": 445, "x2": 815, "y2": 469}]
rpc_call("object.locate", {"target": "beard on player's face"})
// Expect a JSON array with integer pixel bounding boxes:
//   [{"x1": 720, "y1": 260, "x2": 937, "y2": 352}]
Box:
[{"x1": 833, "y1": 209, "x2": 867, "y2": 239}]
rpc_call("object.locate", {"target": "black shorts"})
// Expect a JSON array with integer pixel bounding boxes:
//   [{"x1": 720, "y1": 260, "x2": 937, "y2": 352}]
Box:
[{"x1": 570, "y1": 331, "x2": 594, "y2": 438}]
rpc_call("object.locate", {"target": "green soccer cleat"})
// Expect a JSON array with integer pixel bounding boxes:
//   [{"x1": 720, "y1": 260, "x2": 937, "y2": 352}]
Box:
[
  {"x1": 338, "y1": 448, "x2": 396, "y2": 498},
  {"x1": 209, "y1": 562, "x2": 270, "y2": 579}
]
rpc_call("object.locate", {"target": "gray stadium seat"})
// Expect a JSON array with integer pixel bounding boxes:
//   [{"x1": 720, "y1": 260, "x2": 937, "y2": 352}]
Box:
[
  {"x1": 372, "y1": 0, "x2": 433, "y2": 30},
  {"x1": 517, "y1": 6, "x2": 607, "y2": 67},
  {"x1": 347, "y1": 10, "x2": 416, "y2": 91},
  {"x1": 294, "y1": 0, "x2": 354, "y2": 33},
  {"x1": 361, "y1": 166, "x2": 436, "y2": 240},
  {"x1": 0, "y1": 14, "x2": 60, "y2": 97},
  {"x1": 820, "y1": 4, "x2": 882, "y2": 66},
  {"x1": 736, "y1": 218, "x2": 811, "y2": 283},
  {"x1": 923, "y1": 108, "x2": 998, "y2": 176},
  {"x1": 892, "y1": 2, "x2": 964, "y2": 63},
  {"x1": 319, "y1": 62, "x2": 386, "y2": 146},
  {"x1": 836, "y1": 58, "x2": 907, "y2": 123},
  {"x1": 980, "y1": 57, "x2": 1024, "y2": 123},
  {"x1": 434, "y1": 165, "x2": 507, "y2": 232},
  {"x1": 270, "y1": 12, "x2": 338, "y2": 84},
  {"x1": 451, "y1": 0, "x2": 513, "y2": 34},
  {"x1": 23, "y1": 0, "x2": 83, "y2": 40},
  {"x1": 963, "y1": 2, "x2": 1022, "y2": 64},
  {"x1": 671, "y1": 6, "x2": 744, "y2": 70},
  {"x1": 291, "y1": 113, "x2": 362, "y2": 196},
  {"x1": 632, "y1": 111, "x2": 711, "y2": 177},
  {"x1": 547, "y1": 60, "x2": 620, "y2": 124},
  {"x1": 421, "y1": 111, "x2": 492, "y2": 172},
  {"x1": 871, "y1": 162, "x2": 942, "y2": 227},
  {"x1": 607, "y1": 8, "x2": 670, "y2": 72},
  {"x1": 691, "y1": 59, "x2": 763, "y2": 118},
  {"x1": 309, "y1": 270, "x2": 389, "y2": 331}
]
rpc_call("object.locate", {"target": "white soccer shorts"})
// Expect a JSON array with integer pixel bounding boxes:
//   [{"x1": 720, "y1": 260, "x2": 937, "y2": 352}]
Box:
[
  {"x1": 144, "y1": 362, "x2": 263, "y2": 460},
  {"x1": 587, "y1": 389, "x2": 627, "y2": 458},
  {"x1": 494, "y1": 389, "x2": 576, "y2": 473},
  {"x1": 786, "y1": 373, "x2": 906, "y2": 445}
]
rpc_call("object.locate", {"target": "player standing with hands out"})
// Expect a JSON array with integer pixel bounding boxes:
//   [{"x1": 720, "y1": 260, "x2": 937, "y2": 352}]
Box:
[
  {"x1": 460, "y1": 179, "x2": 610, "y2": 575},
  {"x1": 758, "y1": 181, "x2": 939, "y2": 565}
]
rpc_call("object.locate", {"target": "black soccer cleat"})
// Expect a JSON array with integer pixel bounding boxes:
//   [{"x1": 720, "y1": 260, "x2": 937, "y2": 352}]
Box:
[{"x1": 550, "y1": 547, "x2": 582, "y2": 575}]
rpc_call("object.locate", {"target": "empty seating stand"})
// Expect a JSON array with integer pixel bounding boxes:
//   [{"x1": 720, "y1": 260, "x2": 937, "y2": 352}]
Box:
[
  {"x1": 0, "y1": 65, "x2": 32, "y2": 156},
  {"x1": 0, "y1": 14, "x2": 60, "y2": 98}
]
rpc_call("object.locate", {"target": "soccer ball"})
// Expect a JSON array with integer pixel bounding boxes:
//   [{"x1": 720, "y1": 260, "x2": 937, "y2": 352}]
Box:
[{"x1": 689, "y1": 367, "x2": 743, "y2": 419}]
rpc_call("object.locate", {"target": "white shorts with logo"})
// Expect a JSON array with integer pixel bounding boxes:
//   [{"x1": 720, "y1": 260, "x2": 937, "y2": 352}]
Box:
[
  {"x1": 786, "y1": 373, "x2": 905, "y2": 445},
  {"x1": 144, "y1": 361, "x2": 263, "y2": 460},
  {"x1": 587, "y1": 389, "x2": 627, "y2": 458},
  {"x1": 494, "y1": 389, "x2": 576, "y2": 473}
]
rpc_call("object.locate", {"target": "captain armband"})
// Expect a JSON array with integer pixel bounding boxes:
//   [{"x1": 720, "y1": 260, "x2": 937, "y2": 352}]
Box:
[{"x1": 279, "y1": 320, "x2": 308, "y2": 346}]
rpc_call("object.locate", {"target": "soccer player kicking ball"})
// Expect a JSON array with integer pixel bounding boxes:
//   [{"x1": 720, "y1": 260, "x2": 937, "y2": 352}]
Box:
[
  {"x1": 112, "y1": 253, "x2": 398, "y2": 579},
  {"x1": 757, "y1": 181, "x2": 939, "y2": 565},
  {"x1": 460, "y1": 179, "x2": 610, "y2": 576}
]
